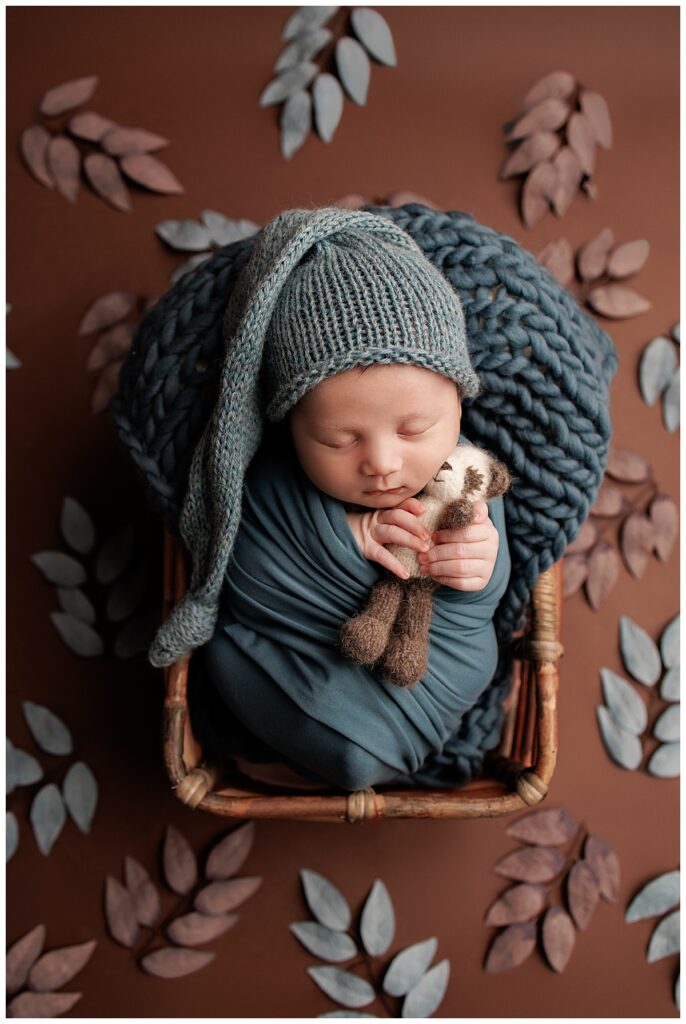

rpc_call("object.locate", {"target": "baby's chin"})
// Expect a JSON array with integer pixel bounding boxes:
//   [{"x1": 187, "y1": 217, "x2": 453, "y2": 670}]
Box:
[{"x1": 345, "y1": 485, "x2": 423, "y2": 508}]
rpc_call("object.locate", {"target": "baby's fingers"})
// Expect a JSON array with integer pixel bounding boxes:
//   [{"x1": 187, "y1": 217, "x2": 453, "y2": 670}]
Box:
[
  {"x1": 396, "y1": 497, "x2": 426, "y2": 516},
  {"x1": 368, "y1": 541, "x2": 410, "y2": 580}
]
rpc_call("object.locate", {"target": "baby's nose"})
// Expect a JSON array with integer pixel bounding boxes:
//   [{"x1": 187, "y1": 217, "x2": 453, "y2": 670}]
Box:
[{"x1": 360, "y1": 440, "x2": 403, "y2": 477}]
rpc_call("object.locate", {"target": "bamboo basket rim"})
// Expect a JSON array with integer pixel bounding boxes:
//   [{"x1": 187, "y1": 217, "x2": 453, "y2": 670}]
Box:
[{"x1": 161, "y1": 532, "x2": 563, "y2": 823}]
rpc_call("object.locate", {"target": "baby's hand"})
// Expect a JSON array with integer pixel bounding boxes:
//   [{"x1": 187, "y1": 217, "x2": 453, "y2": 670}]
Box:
[
  {"x1": 417, "y1": 501, "x2": 499, "y2": 591},
  {"x1": 346, "y1": 497, "x2": 433, "y2": 579}
]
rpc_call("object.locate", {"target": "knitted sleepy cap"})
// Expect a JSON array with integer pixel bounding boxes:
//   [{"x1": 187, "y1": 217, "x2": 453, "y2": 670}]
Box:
[{"x1": 148, "y1": 205, "x2": 481, "y2": 668}]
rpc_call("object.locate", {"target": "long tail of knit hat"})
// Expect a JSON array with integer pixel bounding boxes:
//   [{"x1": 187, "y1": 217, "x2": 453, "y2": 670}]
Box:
[{"x1": 148, "y1": 205, "x2": 481, "y2": 668}]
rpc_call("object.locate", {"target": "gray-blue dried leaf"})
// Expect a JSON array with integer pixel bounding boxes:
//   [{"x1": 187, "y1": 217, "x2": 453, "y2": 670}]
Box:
[
  {"x1": 335, "y1": 37, "x2": 371, "y2": 105},
  {"x1": 383, "y1": 937, "x2": 437, "y2": 996},
  {"x1": 113, "y1": 609, "x2": 159, "y2": 658},
  {"x1": 647, "y1": 910, "x2": 680, "y2": 962},
  {"x1": 169, "y1": 252, "x2": 212, "y2": 286},
  {"x1": 289, "y1": 921, "x2": 357, "y2": 962},
  {"x1": 350, "y1": 8, "x2": 397, "y2": 66},
  {"x1": 313, "y1": 73, "x2": 344, "y2": 143},
  {"x1": 60, "y1": 497, "x2": 95, "y2": 554},
  {"x1": 672, "y1": 323, "x2": 680, "y2": 344},
  {"x1": 7, "y1": 811, "x2": 19, "y2": 862},
  {"x1": 639, "y1": 337, "x2": 677, "y2": 405},
  {"x1": 95, "y1": 525, "x2": 135, "y2": 584},
  {"x1": 653, "y1": 705, "x2": 680, "y2": 742},
  {"x1": 57, "y1": 587, "x2": 96, "y2": 625},
  {"x1": 600, "y1": 668, "x2": 647, "y2": 734},
  {"x1": 31, "y1": 551, "x2": 86, "y2": 587},
  {"x1": 282, "y1": 6, "x2": 339, "y2": 40},
  {"x1": 596, "y1": 706, "x2": 642, "y2": 770},
  {"x1": 30, "y1": 783, "x2": 67, "y2": 855},
  {"x1": 660, "y1": 614, "x2": 680, "y2": 669},
  {"x1": 7, "y1": 347, "x2": 21, "y2": 369},
  {"x1": 7, "y1": 742, "x2": 43, "y2": 791},
  {"x1": 50, "y1": 612, "x2": 104, "y2": 657},
  {"x1": 619, "y1": 616, "x2": 662, "y2": 686},
  {"x1": 155, "y1": 218, "x2": 213, "y2": 252},
  {"x1": 647, "y1": 742, "x2": 680, "y2": 778},
  {"x1": 661, "y1": 667, "x2": 680, "y2": 701},
  {"x1": 281, "y1": 89, "x2": 312, "y2": 159},
  {"x1": 22, "y1": 701, "x2": 73, "y2": 755},
  {"x1": 626, "y1": 870, "x2": 680, "y2": 922},
  {"x1": 360, "y1": 879, "x2": 394, "y2": 956},
  {"x1": 319, "y1": 1013, "x2": 377, "y2": 1018},
  {"x1": 307, "y1": 966, "x2": 376, "y2": 1008},
  {"x1": 106, "y1": 561, "x2": 148, "y2": 621},
  {"x1": 62, "y1": 761, "x2": 98, "y2": 833},
  {"x1": 662, "y1": 369, "x2": 680, "y2": 433},
  {"x1": 259, "y1": 61, "x2": 319, "y2": 106},
  {"x1": 301, "y1": 869, "x2": 351, "y2": 931},
  {"x1": 401, "y1": 958, "x2": 450, "y2": 1019},
  {"x1": 200, "y1": 211, "x2": 259, "y2": 247},
  {"x1": 275, "y1": 27, "x2": 332, "y2": 72}
]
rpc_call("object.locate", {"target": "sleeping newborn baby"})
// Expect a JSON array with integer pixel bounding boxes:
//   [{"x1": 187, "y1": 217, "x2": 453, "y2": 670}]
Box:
[{"x1": 195, "y1": 363, "x2": 512, "y2": 791}]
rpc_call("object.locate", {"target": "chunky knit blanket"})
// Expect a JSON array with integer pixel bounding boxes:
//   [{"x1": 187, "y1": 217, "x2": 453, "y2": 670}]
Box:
[{"x1": 112, "y1": 203, "x2": 617, "y2": 786}]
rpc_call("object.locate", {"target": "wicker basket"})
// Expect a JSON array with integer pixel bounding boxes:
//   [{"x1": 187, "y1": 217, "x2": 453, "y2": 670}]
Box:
[{"x1": 161, "y1": 532, "x2": 564, "y2": 824}]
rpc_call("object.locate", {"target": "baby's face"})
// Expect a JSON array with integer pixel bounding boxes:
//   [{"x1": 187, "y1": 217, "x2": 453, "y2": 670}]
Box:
[{"x1": 289, "y1": 364, "x2": 462, "y2": 507}]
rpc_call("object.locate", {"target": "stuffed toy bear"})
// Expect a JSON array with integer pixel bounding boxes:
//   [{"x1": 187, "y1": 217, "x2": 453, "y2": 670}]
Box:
[{"x1": 339, "y1": 443, "x2": 511, "y2": 689}]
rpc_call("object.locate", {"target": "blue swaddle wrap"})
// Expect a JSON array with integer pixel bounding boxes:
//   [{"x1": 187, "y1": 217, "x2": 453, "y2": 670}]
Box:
[{"x1": 202, "y1": 430, "x2": 511, "y2": 791}]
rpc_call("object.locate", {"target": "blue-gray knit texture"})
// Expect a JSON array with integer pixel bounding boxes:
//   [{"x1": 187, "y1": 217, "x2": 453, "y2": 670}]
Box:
[
  {"x1": 112, "y1": 202, "x2": 617, "y2": 787},
  {"x1": 144, "y1": 206, "x2": 481, "y2": 669}
]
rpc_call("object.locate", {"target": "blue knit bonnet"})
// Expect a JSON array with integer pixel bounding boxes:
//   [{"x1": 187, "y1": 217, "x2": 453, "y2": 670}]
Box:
[{"x1": 148, "y1": 205, "x2": 481, "y2": 668}]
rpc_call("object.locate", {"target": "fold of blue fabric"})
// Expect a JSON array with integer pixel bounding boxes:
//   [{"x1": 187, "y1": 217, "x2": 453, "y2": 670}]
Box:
[{"x1": 202, "y1": 429, "x2": 512, "y2": 790}]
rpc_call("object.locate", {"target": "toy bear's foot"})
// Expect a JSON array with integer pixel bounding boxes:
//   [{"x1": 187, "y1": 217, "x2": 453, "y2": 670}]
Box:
[
  {"x1": 379, "y1": 635, "x2": 428, "y2": 689},
  {"x1": 340, "y1": 612, "x2": 394, "y2": 665}
]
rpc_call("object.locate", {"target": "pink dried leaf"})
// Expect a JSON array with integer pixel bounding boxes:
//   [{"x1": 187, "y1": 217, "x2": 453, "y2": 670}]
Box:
[
  {"x1": 205, "y1": 821, "x2": 256, "y2": 880},
  {"x1": 27, "y1": 939, "x2": 97, "y2": 992},
  {"x1": 119, "y1": 153, "x2": 184, "y2": 195},
  {"x1": 104, "y1": 874, "x2": 139, "y2": 948},
  {"x1": 46, "y1": 135, "x2": 81, "y2": 203},
  {"x1": 163, "y1": 825, "x2": 198, "y2": 895},
  {"x1": 40, "y1": 75, "x2": 98, "y2": 116},
  {"x1": 86, "y1": 323, "x2": 134, "y2": 372},
  {"x1": 68, "y1": 111, "x2": 117, "y2": 142},
  {"x1": 140, "y1": 946, "x2": 215, "y2": 979},
  {"x1": 20, "y1": 125, "x2": 54, "y2": 189},
  {"x1": 78, "y1": 291, "x2": 137, "y2": 335},
  {"x1": 101, "y1": 126, "x2": 169, "y2": 155},
  {"x1": 6, "y1": 924, "x2": 47, "y2": 996},
  {"x1": 7, "y1": 991, "x2": 82, "y2": 1017},
  {"x1": 83, "y1": 153, "x2": 132, "y2": 213}
]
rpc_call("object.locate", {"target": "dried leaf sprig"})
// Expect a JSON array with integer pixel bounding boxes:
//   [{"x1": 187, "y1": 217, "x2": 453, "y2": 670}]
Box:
[
  {"x1": 500, "y1": 70, "x2": 611, "y2": 228},
  {"x1": 78, "y1": 291, "x2": 158, "y2": 414},
  {"x1": 639, "y1": 325, "x2": 680, "y2": 433},
  {"x1": 292, "y1": 869, "x2": 450, "y2": 1017},
  {"x1": 563, "y1": 446, "x2": 677, "y2": 610},
  {"x1": 20, "y1": 75, "x2": 184, "y2": 211},
  {"x1": 6, "y1": 702, "x2": 98, "y2": 861},
  {"x1": 261, "y1": 7, "x2": 397, "y2": 159},
  {"x1": 6, "y1": 924, "x2": 96, "y2": 1018},
  {"x1": 626, "y1": 869, "x2": 680, "y2": 1010},
  {"x1": 597, "y1": 613, "x2": 679, "y2": 778},
  {"x1": 154, "y1": 211, "x2": 260, "y2": 285},
  {"x1": 31, "y1": 496, "x2": 158, "y2": 659},
  {"x1": 537, "y1": 227, "x2": 651, "y2": 320},
  {"x1": 484, "y1": 807, "x2": 619, "y2": 975},
  {"x1": 103, "y1": 822, "x2": 261, "y2": 979}
]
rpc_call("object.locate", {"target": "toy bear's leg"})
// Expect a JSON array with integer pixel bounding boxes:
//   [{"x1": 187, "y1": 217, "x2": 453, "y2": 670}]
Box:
[
  {"x1": 379, "y1": 578, "x2": 437, "y2": 688},
  {"x1": 339, "y1": 577, "x2": 405, "y2": 665}
]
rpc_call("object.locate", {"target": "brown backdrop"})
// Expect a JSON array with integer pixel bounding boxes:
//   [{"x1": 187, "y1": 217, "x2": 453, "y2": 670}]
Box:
[{"x1": 6, "y1": 6, "x2": 679, "y2": 1018}]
